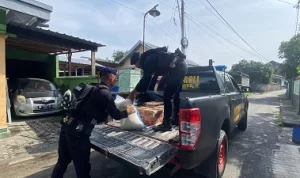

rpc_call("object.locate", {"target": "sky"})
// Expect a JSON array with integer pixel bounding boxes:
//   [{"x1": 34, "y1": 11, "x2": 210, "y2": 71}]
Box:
[{"x1": 38, "y1": 0, "x2": 297, "y2": 68}]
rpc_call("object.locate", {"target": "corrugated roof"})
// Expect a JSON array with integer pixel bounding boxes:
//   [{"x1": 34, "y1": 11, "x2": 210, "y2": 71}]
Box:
[
  {"x1": 59, "y1": 56, "x2": 105, "y2": 67},
  {"x1": 6, "y1": 22, "x2": 105, "y2": 53},
  {"x1": 118, "y1": 40, "x2": 155, "y2": 64}
]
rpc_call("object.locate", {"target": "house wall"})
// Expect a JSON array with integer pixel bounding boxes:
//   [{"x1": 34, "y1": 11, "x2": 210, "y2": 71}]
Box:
[
  {"x1": 250, "y1": 83, "x2": 282, "y2": 92},
  {"x1": 0, "y1": 8, "x2": 8, "y2": 137},
  {"x1": 6, "y1": 48, "x2": 58, "y2": 81},
  {"x1": 117, "y1": 45, "x2": 144, "y2": 70},
  {"x1": 0, "y1": 34, "x2": 6, "y2": 131}
]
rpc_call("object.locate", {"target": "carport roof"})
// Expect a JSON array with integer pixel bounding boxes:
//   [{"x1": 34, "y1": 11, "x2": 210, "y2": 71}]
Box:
[{"x1": 5, "y1": 22, "x2": 105, "y2": 54}]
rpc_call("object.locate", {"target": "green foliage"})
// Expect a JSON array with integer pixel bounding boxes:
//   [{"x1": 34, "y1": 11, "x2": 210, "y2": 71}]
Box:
[
  {"x1": 230, "y1": 59, "x2": 274, "y2": 84},
  {"x1": 112, "y1": 50, "x2": 127, "y2": 62},
  {"x1": 278, "y1": 35, "x2": 300, "y2": 79}
]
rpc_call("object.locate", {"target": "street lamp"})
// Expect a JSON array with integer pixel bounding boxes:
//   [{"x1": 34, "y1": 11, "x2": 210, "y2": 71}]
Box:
[{"x1": 143, "y1": 4, "x2": 161, "y2": 52}]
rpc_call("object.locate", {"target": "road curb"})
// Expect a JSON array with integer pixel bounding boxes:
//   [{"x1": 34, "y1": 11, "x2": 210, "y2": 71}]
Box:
[{"x1": 279, "y1": 103, "x2": 300, "y2": 127}]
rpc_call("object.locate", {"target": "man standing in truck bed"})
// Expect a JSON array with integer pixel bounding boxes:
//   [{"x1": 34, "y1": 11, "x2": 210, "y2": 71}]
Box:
[{"x1": 128, "y1": 47, "x2": 187, "y2": 131}]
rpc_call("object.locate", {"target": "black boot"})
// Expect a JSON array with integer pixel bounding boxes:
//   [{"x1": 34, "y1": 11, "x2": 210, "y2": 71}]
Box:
[
  {"x1": 171, "y1": 115, "x2": 179, "y2": 126},
  {"x1": 153, "y1": 120, "x2": 172, "y2": 132}
]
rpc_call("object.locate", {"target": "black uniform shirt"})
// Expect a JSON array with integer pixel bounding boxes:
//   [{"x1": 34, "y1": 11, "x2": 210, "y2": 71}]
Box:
[
  {"x1": 80, "y1": 82, "x2": 128, "y2": 123},
  {"x1": 135, "y1": 50, "x2": 173, "y2": 93}
]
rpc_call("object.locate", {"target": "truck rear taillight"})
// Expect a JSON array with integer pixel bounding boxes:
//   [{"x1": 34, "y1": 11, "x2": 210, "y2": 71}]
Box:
[{"x1": 179, "y1": 108, "x2": 201, "y2": 150}]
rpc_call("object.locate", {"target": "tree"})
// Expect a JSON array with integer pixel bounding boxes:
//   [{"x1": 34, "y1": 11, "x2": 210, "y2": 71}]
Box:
[
  {"x1": 278, "y1": 35, "x2": 300, "y2": 79},
  {"x1": 112, "y1": 50, "x2": 127, "y2": 62},
  {"x1": 230, "y1": 60, "x2": 273, "y2": 84}
]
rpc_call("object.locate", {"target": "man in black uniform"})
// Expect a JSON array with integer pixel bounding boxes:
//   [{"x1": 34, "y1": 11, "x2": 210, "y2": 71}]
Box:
[
  {"x1": 51, "y1": 67, "x2": 135, "y2": 178},
  {"x1": 128, "y1": 47, "x2": 187, "y2": 131}
]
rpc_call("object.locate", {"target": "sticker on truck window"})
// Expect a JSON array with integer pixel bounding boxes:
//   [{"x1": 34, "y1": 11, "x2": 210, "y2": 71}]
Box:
[{"x1": 182, "y1": 76, "x2": 200, "y2": 89}]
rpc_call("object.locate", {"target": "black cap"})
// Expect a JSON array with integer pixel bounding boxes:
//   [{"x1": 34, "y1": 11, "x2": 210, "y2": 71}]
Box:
[
  {"x1": 100, "y1": 67, "x2": 118, "y2": 76},
  {"x1": 130, "y1": 52, "x2": 141, "y2": 65}
]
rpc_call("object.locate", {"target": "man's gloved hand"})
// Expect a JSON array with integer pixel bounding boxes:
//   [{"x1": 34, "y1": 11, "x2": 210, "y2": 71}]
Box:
[{"x1": 126, "y1": 105, "x2": 136, "y2": 115}]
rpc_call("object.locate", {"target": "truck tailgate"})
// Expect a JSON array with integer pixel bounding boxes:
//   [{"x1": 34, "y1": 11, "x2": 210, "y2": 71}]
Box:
[{"x1": 90, "y1": 124, "x2": 178, "y2": 176}]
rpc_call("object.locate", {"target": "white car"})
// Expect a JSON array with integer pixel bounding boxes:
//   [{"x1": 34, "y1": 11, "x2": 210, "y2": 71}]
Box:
[{"x1": 8, "y1": 78, "x2": 63, "y2": 117}]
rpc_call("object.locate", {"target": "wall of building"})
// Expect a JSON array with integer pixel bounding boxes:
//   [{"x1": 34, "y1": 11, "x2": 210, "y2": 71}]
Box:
[
  {"x1": 118, "y1": 69, "x2": 141, "y2": 92},
  {"x1": 250, "y1": 83, "x2": 282, "y2": 92},
  {"x1": 117, "y1": 45, "x2": 144, "y2": 70},
  {"x1": 6, "y1": 48, "x2": 57, "y2": 81},
  {"x1": 0, "y1": 8, "x2": 8, "y2": 138}
]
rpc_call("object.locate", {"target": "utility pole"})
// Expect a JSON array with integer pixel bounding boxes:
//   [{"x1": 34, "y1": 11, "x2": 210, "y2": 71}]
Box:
[
  {"x1": 279, "y1": 0, "x2": 300, "y2": 35},
  {"x1": 179, "y1": 0, "x2": 188, "y2": 54},
  {"x1": 181, "y1": 0, "x2": 185, "y2": 53},
  {"x1": 295, "y1": 0, "x2": 300, "y2": 35}
]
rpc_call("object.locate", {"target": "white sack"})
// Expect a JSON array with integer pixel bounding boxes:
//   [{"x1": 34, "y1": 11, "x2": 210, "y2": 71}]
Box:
[
  {"x1": 107, "y1": 94, "x2": 126, "y2": 122},
  {"x1": 120, "y1": 106, "x2": 144, "y2": 130},
  {"x1": 108, "y1": 95, "x2": 144, "y2": 130},
  {"x1": 116, "y1": 99, "x2": 133, "y2": 111}
]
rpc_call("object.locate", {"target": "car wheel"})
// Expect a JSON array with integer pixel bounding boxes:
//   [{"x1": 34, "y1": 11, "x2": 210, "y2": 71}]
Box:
[
  {"x1": 237, "y1": 109, "x2": 248, "y2": 131},
  {"x1": 217, "y1": 130, "x2": 228, "y2": 177}
]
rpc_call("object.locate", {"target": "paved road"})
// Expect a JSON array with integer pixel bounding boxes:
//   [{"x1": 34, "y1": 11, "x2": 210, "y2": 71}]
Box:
[{"x1": 1, "y1": 90, "x2": 299, "y2": 178}]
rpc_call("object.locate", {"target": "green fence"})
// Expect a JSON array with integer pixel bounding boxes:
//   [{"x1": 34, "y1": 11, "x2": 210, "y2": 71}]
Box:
[
  {"x1": 54, "y1": 76, "x2": 98, "y2": 93},
  {"x1": 54, "y1": 69, "x2": 142, "y2": 94}
]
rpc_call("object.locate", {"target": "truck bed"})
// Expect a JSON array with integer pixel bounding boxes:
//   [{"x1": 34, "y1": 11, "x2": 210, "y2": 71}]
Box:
[
  {"x1": 107, "y1": 121, "x2": 179, "y2": 142},
  {"x1": 90, "y1": 123, "x2": 179, "y2": 175}
]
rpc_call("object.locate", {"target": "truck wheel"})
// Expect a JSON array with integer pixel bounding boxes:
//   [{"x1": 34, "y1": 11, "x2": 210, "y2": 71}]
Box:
[
  {"x1": 217, "y1": 130, "x2": 228, "y2": 177},
  {"x1": 193, "y1": 130, "x2": 228, "y2": 178},
  {"x1": 237, "y1": 109, "x2": 248, "y2": 131}
]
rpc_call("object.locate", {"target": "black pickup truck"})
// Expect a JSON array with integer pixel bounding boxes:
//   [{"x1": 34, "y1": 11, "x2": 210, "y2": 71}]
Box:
[{"x1": 90, "y1": 64, "x2": 249, "y2": 178}]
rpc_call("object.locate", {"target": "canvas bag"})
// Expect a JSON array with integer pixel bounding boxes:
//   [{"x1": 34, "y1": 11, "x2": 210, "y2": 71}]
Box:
[{"x1": 114, "y1": 97, "x2": 145, "y2": 130}]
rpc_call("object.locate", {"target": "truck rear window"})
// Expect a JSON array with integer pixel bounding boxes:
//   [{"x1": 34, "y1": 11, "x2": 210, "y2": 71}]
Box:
[
  {"x1": 155, "y1": 73, "x2": 219, "y2": 91},
  {"x1": 182, "y1": 74, "x2": 219, "y2": 91}
]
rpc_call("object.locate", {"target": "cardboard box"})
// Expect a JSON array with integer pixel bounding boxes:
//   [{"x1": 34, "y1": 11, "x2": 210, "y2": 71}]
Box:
[
  {"x1": 143, "y1": 102, "x2": 164, "y2": 108},
  {"x1": 137, "y1": 105, "x2": 164, "y2": 126}
]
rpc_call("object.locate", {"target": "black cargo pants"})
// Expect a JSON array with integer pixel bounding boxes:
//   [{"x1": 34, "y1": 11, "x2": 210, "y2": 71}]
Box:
[
  {"x1": 51, "y1": 125, "x2": 91, "y2": 178},
  {"x1": 163, "y1": 61, "x2": 187, "y2": 126}
]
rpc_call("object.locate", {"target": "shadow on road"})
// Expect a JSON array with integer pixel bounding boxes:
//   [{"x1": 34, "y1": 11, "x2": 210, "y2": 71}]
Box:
[{"x1": 24, "y1": 151, "x2": 204, "y2": 178}]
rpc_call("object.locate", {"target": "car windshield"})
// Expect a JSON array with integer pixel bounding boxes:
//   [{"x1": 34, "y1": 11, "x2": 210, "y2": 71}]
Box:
[{"x1": 18, "y1": 80, "x2": 56, "y2": 91}]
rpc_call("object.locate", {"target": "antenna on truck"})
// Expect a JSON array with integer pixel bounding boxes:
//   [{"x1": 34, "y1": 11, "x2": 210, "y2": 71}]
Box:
[{"x1": 209, "y1": 59, "x2": 214, "y2": 66}]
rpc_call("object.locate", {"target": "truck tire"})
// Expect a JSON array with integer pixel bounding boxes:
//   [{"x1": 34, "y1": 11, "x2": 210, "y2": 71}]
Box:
[
  {"x1": 194, "y1": 130, "x2": 228, "y2": 178},
  {"x1": 217, "y1": 130, "x2": 228, "y2": 177},
  {"x1": 237, "y1": 109, "x2": 248, "y2": 131}
]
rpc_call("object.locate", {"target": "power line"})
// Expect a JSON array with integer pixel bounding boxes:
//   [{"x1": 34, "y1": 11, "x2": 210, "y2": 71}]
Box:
[
  {"x1": 108, "y1": 0, "x2": 207, "y2": 61},
  {"x1": 164, "y1": 0, "x2": 177, "y2": 44},
  {"x1": 188, "y1": 19, "x2": 216, "y2": 59},
  {"x1": 193, "y1": 0, "x2": 248, "y2": 47},
  {"x1": 195, "y1": 0, "x2": 228, "y2": 27},
  {"x1": 185, "y1": 7, "x2": 262, "y2": 60},
  {"x1": 204, "y1": 0, "x2": 269, "y2": 61},
  {"x1": 109, "y1": 0, "x2": 174, "y2": 41},
  {"x1": 109, "y1": 0, "x2": 143, "y2": 14},
  {"x1": 160, "y1": 0, "x2": 263, "y2": 60},
  {"x1": 187, "y1": 16, "x2": 246, "y2": 59}
]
